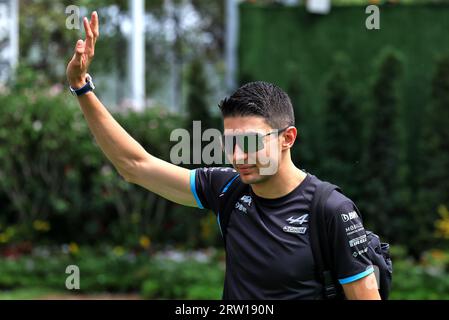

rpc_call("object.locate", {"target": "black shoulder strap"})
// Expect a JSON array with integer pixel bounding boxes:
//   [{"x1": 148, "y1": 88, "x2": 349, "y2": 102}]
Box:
[
  {"x1": 309, "y1": 181, "x2": 342, "y2": 299},
  {"x1": 217, "y1": 174, "x2": 247, "y2": 246}
]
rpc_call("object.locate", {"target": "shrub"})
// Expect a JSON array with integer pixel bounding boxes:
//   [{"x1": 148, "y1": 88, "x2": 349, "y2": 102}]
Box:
[{"x1": 0, "y1": 68, "x2": 210, "y2": 248}]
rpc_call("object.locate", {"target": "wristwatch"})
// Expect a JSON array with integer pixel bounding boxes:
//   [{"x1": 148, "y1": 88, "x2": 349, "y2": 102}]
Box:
[{"x1": 69, "y1": 74, "x2": 95, "y2": 96}]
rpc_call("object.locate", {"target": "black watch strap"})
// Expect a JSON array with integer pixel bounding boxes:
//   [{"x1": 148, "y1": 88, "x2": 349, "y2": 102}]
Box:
[{"x1": 70, "y1": 74, "x2": 95, "y2": 96}]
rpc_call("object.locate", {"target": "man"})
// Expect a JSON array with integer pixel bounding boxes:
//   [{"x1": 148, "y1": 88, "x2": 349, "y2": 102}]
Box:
[{"x1": 66, "y1": 12, "x2": 380, "y2": 300}]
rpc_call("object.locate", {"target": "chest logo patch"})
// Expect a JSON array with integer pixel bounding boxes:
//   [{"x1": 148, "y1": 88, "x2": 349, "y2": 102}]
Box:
[
  {"x1": 286, "y1": 214, "x2": 308, "y2": 225},
  {"x1": 240, "y1": 195, "x2": 252, "y2": 206},
  {"x1": 283, "y1": 226, "x2": 307, "y2": 234},
  {"x1": 235, "y1": 195, "x2": 252, "y2": 214},
  {"x1": 283, "y1": 214, "x2": 308, "y2": 234}
]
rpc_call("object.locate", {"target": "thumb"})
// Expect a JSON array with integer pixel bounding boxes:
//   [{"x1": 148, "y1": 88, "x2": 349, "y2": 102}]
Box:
[{"x1": 74, "y1": 40, "x2": 85, "y2": 62}]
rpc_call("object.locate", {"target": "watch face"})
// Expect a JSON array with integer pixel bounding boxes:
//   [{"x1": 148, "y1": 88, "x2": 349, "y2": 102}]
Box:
[{"x1": 86, "y1": 74, "x2": 95, "y2": 90}]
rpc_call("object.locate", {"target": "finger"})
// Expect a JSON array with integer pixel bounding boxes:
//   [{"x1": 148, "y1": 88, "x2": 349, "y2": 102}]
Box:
[
  {"x1": 74, "y1": 39, "x2": 85, "y2": 64},
  {"x1": 90, "y1": 11, "x2": 99, "y2": 40},
  {"x1": 83, "y1": 17, "x2": 95, "y2": 57},
  {"x1": 83, "y1": 16, "x2": 94, "y2": 39}
]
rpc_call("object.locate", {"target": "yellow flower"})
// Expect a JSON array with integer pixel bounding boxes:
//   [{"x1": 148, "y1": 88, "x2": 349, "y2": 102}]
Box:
[
  {"x1": 430, "y1": 249, "x2": 446, "y2": 262},
  {"x1": 69, "y1": 242, "x2": 79, "y2": 255},
  {"x1": 139, "y1": 236, "x2": 151, "y2": 249},
  {"x1": 438, "y1": 205, "x2": 449, "y2": 218},
  {"x1": 33, "y1": 220, "x2": 51, "y2": 232},
  {"x1": 0, "y1": 233, "x2": 9, "y2": 243},
  {"x1": 113, "y1": 246, "x2": 125, "y2": 257},
  {"x1": 435, "y1": 205, "x2": 449, "y2": 239}
]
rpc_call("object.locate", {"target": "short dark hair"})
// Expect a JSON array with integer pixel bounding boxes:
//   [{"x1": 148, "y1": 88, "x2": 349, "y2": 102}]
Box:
[{"x1": 218, "y1": 81, "x2": 295, "y2": 129}]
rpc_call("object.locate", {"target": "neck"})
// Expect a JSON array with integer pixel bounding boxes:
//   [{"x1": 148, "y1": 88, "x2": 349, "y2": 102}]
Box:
[{"x1": 250, "y1": 157, "x2": 307, "y2": 199}]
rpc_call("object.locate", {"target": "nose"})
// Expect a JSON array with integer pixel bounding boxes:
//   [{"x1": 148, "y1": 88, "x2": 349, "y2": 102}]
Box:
[{"x1": 233, "y1": 142, "x2": 247, "y2": 165}]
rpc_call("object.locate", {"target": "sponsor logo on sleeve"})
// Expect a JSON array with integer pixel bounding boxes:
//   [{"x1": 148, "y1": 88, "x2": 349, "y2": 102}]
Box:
[
  {"x1": 345, "y1": 222, "x2": 364, "y2": 236},
  {"x1": 341, "y1": 211, "x2": 359, "y2": 222},
  {"x1": 348, "y1": 234, "x2": 367, "y2": 247},
  {"x1": 352, "y1": 247, "x2": 368, "y2": 257}
]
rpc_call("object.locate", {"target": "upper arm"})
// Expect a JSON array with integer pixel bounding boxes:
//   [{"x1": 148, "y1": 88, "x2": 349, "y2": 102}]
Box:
[
  {"x1": 324, "y1": 191, "x2": 379, "y2": 297},
  {"x1": 342, "y1": 272, "x2": 381, "y2": 300},
  {"x1": 124, "y1": 154, "x2": 198, "y2": 207},
  {"x1": 123, "y1": 156, "x2": 237, "y2": 211}
]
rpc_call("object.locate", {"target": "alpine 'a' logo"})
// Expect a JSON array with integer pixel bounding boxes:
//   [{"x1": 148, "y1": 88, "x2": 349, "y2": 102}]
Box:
[{"x1": 286, "y1": 214, "x2": 309, "y2": 225}]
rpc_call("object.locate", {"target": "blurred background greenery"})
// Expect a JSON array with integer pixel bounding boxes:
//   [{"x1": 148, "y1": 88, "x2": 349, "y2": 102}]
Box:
[{"x1": 1, "y1": 0, "x2": 449, "y2": 299}]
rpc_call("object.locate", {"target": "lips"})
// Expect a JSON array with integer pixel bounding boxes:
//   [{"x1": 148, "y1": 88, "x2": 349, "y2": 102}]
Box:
[{"x1": 236, "y1": 165, "x2": 256, "y2": 173}]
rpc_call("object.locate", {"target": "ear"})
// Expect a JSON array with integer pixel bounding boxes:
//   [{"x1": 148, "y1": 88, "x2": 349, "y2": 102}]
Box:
[{"x1": 281, "y1": 127, "x2": 297, "y2": 150}]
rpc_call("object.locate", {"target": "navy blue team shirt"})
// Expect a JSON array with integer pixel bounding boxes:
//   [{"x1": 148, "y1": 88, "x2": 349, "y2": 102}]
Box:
[{"x1": 190, "y1": 167, "x2": 374, "y2": 300}]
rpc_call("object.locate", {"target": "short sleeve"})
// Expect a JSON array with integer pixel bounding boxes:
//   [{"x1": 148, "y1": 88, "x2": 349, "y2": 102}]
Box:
[
  {"x1": 325, "y1": 191, "x2": 374, "y2": 285},
  {"x1": 190, "y1": 167, "x2": 239, "y2": 213}
]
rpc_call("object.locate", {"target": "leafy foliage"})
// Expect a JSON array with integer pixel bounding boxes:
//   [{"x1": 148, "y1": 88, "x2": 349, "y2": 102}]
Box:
[
  {"x1": 0, "y1": 246, "x2": 225, "y2": 299},
  {"x1": 361, "y1": 49, "x2": 404, "y2": 241},
  {"x1": 239, "y1": 4, "x2": 449, "y2": 255},
  {"x1": 0, "y1": 67, "x2": 216, "y2": 248},
  {"x1": 322, "y1": 53, "x2": 363, "y2": 201}
]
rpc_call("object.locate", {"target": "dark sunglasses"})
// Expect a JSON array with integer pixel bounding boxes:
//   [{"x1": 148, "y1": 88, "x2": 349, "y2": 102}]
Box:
[{"x1": 221, "y1": 126, "x2": 290, "y2": 154}]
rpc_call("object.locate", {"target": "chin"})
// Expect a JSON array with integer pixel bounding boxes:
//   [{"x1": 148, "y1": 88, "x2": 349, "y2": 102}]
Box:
[{"x1": 239, "y1": 173, "x2": 270, "y2": 185}]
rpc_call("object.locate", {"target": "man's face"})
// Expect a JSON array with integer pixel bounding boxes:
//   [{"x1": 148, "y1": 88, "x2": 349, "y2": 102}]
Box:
[{"x1": 223, "y1": 116, "x2": 285, "y2": 185}]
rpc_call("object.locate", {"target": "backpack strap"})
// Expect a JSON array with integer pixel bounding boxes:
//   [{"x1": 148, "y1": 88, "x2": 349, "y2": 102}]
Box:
[
  {"x1": 309, "y1": 181, "x2": 343, "y2": 299},
  {"x1": 217, "y1": 174, "x2": 247, "y2": 247}
]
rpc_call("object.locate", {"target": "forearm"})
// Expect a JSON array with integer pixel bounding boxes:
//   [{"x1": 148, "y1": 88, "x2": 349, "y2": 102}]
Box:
[
  {"x1": 65, "y1": 12, "x2": 195, "y2": 205},
  {"x1": 77, "y1": 91, "x2": 150, "y2": 178},
  {"x1": 343, "y1": 273, "x2": 381, "y2": 300}
]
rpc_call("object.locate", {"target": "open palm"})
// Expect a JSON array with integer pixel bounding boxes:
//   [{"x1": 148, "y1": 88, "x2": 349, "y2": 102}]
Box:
[{"x1": 66, "y1": 11, "x2": 99, "y2": 89}]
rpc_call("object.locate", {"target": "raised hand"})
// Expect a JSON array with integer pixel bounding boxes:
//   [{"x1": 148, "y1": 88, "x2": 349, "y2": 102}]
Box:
[{"x1": 66, "y1": 11, "x2": 99, "y2": 89}]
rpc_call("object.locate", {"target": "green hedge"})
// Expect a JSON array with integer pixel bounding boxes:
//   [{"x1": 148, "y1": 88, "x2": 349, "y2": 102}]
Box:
[
  {"x1": 238, "y1": 2, "x2": 449, "y2": 167},
  {"x1": 0, "y1": 246, "x2": 225, "y2": 299},
  {"x1": 389, "y1": 246, "x2": 449, "y2": 299},
  {"x1": 238, "y1": 3, "x2": 449, "y2": 255},
  {"x1": 0, "y1": 67, "x2": 221, "y2": 248},
  {"x1": 1, "y1": 246, "x2": 448, "y2": 299}
]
